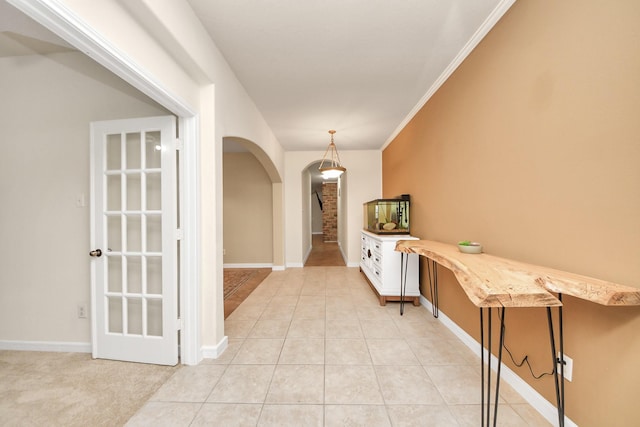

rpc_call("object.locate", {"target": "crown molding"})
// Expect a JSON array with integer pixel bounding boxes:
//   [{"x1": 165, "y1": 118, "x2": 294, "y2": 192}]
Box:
[{"x1": 381, "y1": 0, "x2": 517, "y2": 151}]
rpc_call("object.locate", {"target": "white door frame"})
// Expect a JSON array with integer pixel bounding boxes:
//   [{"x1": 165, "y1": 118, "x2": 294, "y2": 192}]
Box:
[{"x1": 10, "y1": 0, "x2": 202, "y2": 365}]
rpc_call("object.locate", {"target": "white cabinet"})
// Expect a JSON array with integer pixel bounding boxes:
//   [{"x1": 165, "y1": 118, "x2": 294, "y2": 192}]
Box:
[{"x1": 360, "y1": 230, "x2": 420, "y2": 306}]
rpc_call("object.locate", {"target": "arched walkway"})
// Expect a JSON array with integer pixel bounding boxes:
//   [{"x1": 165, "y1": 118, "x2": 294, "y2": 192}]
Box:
[
  {"x1": 222, "y1": 137, "x2": 283, "y2": 317},
  {"x1": 302, "y1": 161, "x2": 347, "y2": 267}
]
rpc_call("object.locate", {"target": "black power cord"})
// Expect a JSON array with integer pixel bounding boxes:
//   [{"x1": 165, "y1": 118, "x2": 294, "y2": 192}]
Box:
[{"x1": 497, "y1": 308, "x2": 556, "y2": 380}]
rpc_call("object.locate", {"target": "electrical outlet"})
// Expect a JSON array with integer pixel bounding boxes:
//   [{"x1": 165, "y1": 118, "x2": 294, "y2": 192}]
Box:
[
  {"x1": 557, "y1": 353, "x2": 573, "y2": 382},
  {"x1": 77, "y1": 304, "x2": 88, "y2": 319}
]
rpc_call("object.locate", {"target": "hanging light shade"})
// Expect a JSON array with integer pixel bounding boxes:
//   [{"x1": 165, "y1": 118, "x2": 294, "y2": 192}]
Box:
[{"x1": 319, "y1": 130, "x2": 346, "y2": 179}]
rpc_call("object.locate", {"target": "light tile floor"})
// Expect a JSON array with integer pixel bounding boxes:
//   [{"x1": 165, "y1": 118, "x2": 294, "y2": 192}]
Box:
[{"x1": 126, "y1": 267, "x2": 551, "y2": 426}]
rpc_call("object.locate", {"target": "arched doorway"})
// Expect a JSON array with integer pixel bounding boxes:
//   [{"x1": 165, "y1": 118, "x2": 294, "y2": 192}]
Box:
[
  {"x1": 222, "y1": 137, "x2": 283, "y2": 316},
  {"x1": 303, "y1": 161, "x2": 346, "y2": 266}
]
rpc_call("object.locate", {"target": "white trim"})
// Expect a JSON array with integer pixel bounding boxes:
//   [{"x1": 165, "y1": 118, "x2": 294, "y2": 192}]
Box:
[
  {"x1": 0, "y1": 340, "x2": 91, "y2": 353},
  {"x1": 381, "y1": 0, "x2": 517, "y2": 150},
  {"x1": 7, "y1": 0, "x2": 194, "y2": 118},
  {"x1": 89, "y1": 117, "x2": 98, "y2": 359},
  {"x1": 419, "y1": 295, "x2": 577, "y2": 427},
  {"x1": 201, "y1": 336, "x2": 228, "y2": 359},
  {"x1": 9, "y1": 0, "x2": 201, "y2": 366},
  {"x1": 179, "y1": 116, "x2": 201, "y2": 366},
  {"x1": 346, "y1": 261, "x2": 360, "y2": 268},
  {"x1": 287, "y1": 262, "x2": 304, "y2": 268},
  {"x1": 223, "y1": 263, "x2": 274, "y2": 269},
  {"x1": 271, "y1": 265, "x2": 286, "y2": 271}
]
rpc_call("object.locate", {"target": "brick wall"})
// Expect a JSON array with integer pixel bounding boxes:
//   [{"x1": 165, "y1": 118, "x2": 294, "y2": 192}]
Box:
[{"x1": 322, "y1": 182, "x2": 337, "y2": 242}]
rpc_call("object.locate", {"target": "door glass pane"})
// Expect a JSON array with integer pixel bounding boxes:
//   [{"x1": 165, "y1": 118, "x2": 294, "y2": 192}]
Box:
[
  {"x1": 126, "y1": 132, "x2": 141, "y2": 169},
  {"x1": 107, "y1": 215, "x2": 122, "y2": 252},
  {"x1": 147, "y1": 299, "x2": 163, "y2": 337},
  {"x1": 126, "y1": 174, "x2": 141, "y2": 211},
  {"x1": 147, "y1": 215, "x2": 162, "y2": 252},
  {"x1": 108, "y1": 296, "x2": 123, "y2": 334},
  {"x1": 106, "y1": 134, "x2": 121, "y2": 170},
  {"x1": 107, "y1": 175, "x2": 121, "y2": 211},
  {"x1": 147, "y1": 257, "x2": 162, "y2": 294},
  {"x1": 107, "y1": 256, "x2": 122, "y2": 293},
  {"x1": 127, "y1": 256, "x2": 142, "y2": 294},
  {"x1": 146, "y1": 172, "x2": 161, "y2": 210},
  {"x1": 127, "y1": 215, "x2": 142, "y2": 252},
  {"x1": 145, "y1": 131, "x2": 162, "y2": 169},
  {"x1": 127, "y1": 298, "x2": 142, "y2": 335}
]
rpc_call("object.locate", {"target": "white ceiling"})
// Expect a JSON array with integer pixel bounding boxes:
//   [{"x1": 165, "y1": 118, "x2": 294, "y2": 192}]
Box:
[
  {"x1": 187, "y1": 0, "x2": 510, "y2": 151},
  {"x1": 2, "y1": 0, "x2": 512, "y2": 152}
]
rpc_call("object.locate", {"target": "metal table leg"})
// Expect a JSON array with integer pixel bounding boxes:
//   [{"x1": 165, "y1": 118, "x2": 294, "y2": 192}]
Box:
[
  {"x1": 480, "y1": 300, "x2": 565, "y2": 426},
  {"x1": 547, "y1": 293, "x2": 565, "y2": 427},
  {"x1": 400, "y1": 254, "x2": 439, "y2": 316},
  {"x1": 427, "y1": 259, "x2": 439, "y2": 318},
  {"x1": 400, "y1": 252, "x2": 408, "y2": 315},
  {"x1": 480, "y1": 307, "x2": 506, "y2": 427}
]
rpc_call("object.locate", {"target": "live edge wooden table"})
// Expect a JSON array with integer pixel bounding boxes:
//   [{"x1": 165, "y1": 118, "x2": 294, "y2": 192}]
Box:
[{"x1": 395, "y1": 239, "x2": 640, "y2": 427}]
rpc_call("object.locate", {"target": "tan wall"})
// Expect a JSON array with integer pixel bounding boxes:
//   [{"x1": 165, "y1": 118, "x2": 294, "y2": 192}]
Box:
[
  {"x1": 382, "y1": 0, "x2": 640, "y2": 425},
  {"x1": 222, "y1": 152, "x2": 273, "y2": 264}
]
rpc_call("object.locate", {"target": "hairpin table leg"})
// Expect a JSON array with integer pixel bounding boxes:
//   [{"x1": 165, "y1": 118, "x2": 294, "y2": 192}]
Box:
[
  {"x1": 399, "y1": 252, "x2": 409, "y2": 315},
  {"x1": 427, "y1": 259, "x2": 439, "y2": 318},
  {"x1": 547, "y1": 294, "x2": 565, "y2": 427},
  {"x1": 480, "y1": 307, "x2": 507, "y2": 426}
]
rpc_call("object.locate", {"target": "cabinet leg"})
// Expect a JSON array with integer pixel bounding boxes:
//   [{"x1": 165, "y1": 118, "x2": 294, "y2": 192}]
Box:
[
  {"x1": 412, "y1": 298, "x2": 421, "y2": 306},
  {"x1": 379, "y1": 296, "x2": 386, "y2": 306}
]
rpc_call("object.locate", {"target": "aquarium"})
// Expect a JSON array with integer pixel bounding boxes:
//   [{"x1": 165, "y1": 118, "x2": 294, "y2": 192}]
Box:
[{"x1": 363, "y1": 196, "x2": 410, "y2": 235}]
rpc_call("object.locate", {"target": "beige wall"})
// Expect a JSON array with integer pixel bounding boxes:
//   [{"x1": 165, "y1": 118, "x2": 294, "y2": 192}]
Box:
[
  {"x1": 222, "y1": 152, "x2": 273, "y2": 265},
  {"x1": 0, "y1": 51, "x2": 169, "y2": 344},
  {"x1": 382, "y1": 0, "x2": 640, "y2": 425},
  {"x1": 42, "y1": 0, "x2": 285, "y2": 355}
]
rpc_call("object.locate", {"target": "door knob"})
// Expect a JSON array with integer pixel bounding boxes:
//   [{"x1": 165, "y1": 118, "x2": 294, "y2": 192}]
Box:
[{"x1": 89, "y1": 249, "x2": 102, "y2": 257}]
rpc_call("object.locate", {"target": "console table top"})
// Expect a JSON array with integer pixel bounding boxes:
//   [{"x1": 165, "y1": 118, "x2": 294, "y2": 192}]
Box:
[{"x1": 395, "y1": 239, "x2": 640, "y2": 308}]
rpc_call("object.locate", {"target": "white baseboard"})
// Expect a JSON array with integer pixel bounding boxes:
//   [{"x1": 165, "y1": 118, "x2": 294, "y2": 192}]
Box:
[
  {"x1": 271, "y1": 265, "x2": 285, "y2": 271},
  {"x1": 286, "y1": 262, "x2": 304, "y2": 268},
  {"x1": 201, "y1": 335, "x2": 228, "y2": 359},
  {"x1": 0, "y1": 340, "x2": 91, "y2": 353},
  {"x1": 223, "y1": 263, "x2": 273, "y2": 269},
  {"x1": 419, "y1": 296, "x2": 577, "y2": 427}
]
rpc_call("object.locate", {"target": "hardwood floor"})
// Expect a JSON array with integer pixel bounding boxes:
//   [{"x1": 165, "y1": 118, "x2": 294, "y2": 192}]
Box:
[
  {"x1": 224, "y1": 268, "x2": 271, "y2": 319},
  {"x1": 304, "y1": 234, "x2": 345, "y2": 266}
]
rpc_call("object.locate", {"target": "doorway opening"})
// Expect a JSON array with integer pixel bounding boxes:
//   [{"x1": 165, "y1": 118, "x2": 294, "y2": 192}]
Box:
[
  {"x1": 222, "y1": 137, "x2": 283, "y2": 316},
  {"x1": 304, "y1": 161, "x2": 346, "y2": 266}
]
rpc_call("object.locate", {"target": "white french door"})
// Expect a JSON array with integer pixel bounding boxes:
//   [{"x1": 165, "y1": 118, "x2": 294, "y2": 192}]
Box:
[{"x1": 89, "y1": 116, "x2": 179, "y2": 365}]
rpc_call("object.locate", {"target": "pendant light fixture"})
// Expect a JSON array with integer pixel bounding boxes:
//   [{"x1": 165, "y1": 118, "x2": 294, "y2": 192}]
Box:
[{"x1": 319, "y1": 129, "x2": 346, "y2": 179}]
